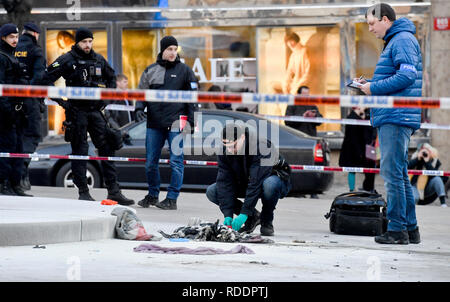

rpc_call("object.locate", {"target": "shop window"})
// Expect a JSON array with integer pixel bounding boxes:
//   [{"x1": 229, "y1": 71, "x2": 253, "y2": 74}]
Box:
[
  {"x1": 122, "y1": 29, "x2": 158, "y2": 89},
  {"x1": 257, "y1": 26, "x2": 341, "y2": 132},
  {"x1": 45, "y1": 29, "x2": 108, "y2": 134},
  {"x1": 162, "y1": 26, "x2": 257, "y2": 112}
]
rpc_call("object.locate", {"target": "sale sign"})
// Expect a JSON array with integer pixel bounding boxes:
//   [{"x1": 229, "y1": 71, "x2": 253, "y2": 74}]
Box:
[{"x1": 434, "y1": 17, "x2": 450, "y2": 31}]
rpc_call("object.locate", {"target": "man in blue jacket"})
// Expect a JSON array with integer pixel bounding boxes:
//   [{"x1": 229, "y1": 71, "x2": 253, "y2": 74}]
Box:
[{"x1": 356, "y1": 3, "x2": 422, "y2": 244}]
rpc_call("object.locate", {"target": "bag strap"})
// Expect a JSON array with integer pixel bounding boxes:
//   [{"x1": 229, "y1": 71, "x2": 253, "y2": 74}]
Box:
[{"x1": 334, "y1": 191, "x2": 382, "y2": 199}]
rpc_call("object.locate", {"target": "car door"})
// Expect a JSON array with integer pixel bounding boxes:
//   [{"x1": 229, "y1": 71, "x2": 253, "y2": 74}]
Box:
[{"x1": 114, "y1": 121, "x2": 147, "y2": 187}]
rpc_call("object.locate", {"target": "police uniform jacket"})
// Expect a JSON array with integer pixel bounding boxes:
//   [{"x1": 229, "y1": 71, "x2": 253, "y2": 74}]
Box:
[
  {"x1": 44, "y1": 45, "x2": 116, "y2": 111},
  {"x1": 0, "y1": 40, "x2": 27, "y2": 126}
]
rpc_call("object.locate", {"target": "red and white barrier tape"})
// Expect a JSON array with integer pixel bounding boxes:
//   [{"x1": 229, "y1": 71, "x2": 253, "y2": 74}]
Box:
[
  {"x1": 2, "y1": 84, "x2": 450, "y2": 109},
  {"x1": 262, "y1": 114, "x2": 450, "y2": 130},
  {"x1": 2, "y1": 152, "x2": 449, "y2": 177},
  {"x1": 43, "y1": 100, "x2": 450, "y2": 131}
]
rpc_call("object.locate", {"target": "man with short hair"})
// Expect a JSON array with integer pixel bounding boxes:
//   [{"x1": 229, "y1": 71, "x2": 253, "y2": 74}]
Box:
[
  {"x1": 43, "y1": 27, "x2": 134, "y2": 205},
  {"x1": 206, "y1": 123, "x2": 291, "y2": 236},
  {"x1": 105, "y1": 74, "x2": 135, "y2": 128},
  {"x1": 15, "y1": 22, "x2": 46, "y2": 191},
  {"x1": 0, "y1": 23, "x2": 31, "y2": 196},
  {"x1": 135, "y1": 35, "x2": 197, "y2": 210},
  {"x1": 356, "y1": 3, "x2": 422, "y2": 244}
]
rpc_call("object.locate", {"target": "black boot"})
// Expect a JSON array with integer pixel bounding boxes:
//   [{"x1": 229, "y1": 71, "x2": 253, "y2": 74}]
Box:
[
  {"x1": 0, "y1": 180, "x2": 17, "y2": 196},
  {"x1": 138, "y1": 194, "x2": 158, "y2": 208},
  {"x1": 239, "y1": 209, "x2": 261, "y2": 234},
  {"x1": 408, "y1": 227, "x2": 421, "y2": 244},
  {"x1": 107, "y1": 183, "x2": 134, "y2": 206},
  {"x1": 260, "y1": 221, "x2": 275, "y2": 236},
  {"x1": 375, "y1": 230, "x2": 409, "y2": 244},
  {"x1": 12, "y1": 185, "x2": 33, "y2": 197},
  {"x1": 20, "y1": 176, "x2": 31, "y2": 191},
  {"x1": 155, "y1": 198, "x2": 177, "y2": 210},
  {"x1": 79, "y1": 189, "x2": 95, "y2": 201}
]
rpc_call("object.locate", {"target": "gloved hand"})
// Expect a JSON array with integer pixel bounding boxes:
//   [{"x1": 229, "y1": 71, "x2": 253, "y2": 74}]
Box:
[
  {"x1": 231, "y1": 214, "x2": 248, "y2": 231},
  {"x1": 223, "y1": 217, "x2": 232, "y2": 226},
  {"x1": 135, "y1": 110, "x2": 146, "y2": 122}
]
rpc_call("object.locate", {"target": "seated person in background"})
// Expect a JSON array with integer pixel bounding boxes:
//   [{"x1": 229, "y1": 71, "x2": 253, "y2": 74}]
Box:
[{"x1": 408, "y1": 143, "x2": 448, "y2": 208}]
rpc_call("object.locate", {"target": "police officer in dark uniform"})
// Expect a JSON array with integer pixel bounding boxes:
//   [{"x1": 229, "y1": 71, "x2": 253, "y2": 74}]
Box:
[
  {"x1": 43, "y1": 27, "x2": 133, "y2": 205},
  {"x1": 15, "y1": 22, "x2": 46, "y2": 191},
  {"x1": 0, "y1": 23, "x2": 32, "y2": 196}
]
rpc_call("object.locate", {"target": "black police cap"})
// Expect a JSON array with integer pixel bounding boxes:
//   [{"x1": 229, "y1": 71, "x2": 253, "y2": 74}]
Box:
[{"x1": 24, "y1": 22, "x2": 41, "y2": 34}]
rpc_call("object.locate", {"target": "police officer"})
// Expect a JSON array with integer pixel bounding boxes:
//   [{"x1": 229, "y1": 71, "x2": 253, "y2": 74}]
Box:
[
  {"x1": 0, "y1": 23, "x2": 32, "y2": 196},
  {"x1": 43, "y1": 27, "x2": 133, "y2": 205},
  {"x1": 15, "y1": 22, "x2": 46, "y2": 191}
]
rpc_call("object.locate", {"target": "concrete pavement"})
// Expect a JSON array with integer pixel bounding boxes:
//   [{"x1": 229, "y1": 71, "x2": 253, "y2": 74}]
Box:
[{"x1": 0, "y1": 183, "x2": 449, "y2": 282}]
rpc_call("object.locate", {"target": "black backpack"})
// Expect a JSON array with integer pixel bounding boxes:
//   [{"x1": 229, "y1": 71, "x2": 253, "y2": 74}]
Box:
[{"x1": 324, "y1": 191, "x2": 388, "y2": 236}]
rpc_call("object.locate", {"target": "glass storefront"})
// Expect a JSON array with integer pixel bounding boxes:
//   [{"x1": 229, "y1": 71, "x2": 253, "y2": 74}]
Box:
[{"x1": 258, "y1": 25, "x2": 341, "y2": 131}]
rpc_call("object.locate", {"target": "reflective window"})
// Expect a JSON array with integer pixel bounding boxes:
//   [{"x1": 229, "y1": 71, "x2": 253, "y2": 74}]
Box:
[
  {"x1": 163, "y1": 27, "x2": 257, "y2": 112},
  {"x1": 122, "y1": 29, "x2": 158, "y2": 89},
  {"x1": 257, "y1": 25, "x2": 341, "y2": 132}
]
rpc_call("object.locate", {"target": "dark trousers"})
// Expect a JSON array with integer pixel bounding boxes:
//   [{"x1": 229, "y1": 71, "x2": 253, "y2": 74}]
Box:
[
  {"x1": 0, "y1": 123, "x2": 24, "y2": 186},
  {"x1": 206, "y1": 175, "x2": 291, "y2": 223},
  {"x1": 22, "y1": 135, "x2": 40, "y2": 178},
  {"x1": 68, "y1": 110, "x2": 117, "y2": 191}
]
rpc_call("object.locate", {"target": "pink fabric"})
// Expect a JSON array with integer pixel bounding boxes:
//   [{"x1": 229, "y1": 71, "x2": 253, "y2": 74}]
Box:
[{"x1": 133, "y1": 244, "x2": 254, "y2": 255}]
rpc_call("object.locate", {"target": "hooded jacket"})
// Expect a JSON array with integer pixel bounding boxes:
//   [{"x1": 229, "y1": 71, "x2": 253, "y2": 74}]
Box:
[
  {"x1": 369, "y1": 17, "x2": 422, "y2": 130},
  {"x1": 135, "y1": 53, "x2": 197, "y2": 130}
]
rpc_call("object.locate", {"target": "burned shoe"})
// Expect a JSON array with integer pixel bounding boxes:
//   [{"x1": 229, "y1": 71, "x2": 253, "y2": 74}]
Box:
[
  {"x1": 138, "y1": 195, "x2": 159, "y2": 208},
  {"x1": 408, "y1": 227, "x2": 421, "y2": 244},
  {"x1": 107, "y1": 191, "x2": 134, "y2": 206},
  {"x1": 375, "y1": 230, "x2": 409, "y2": 245},
  {"x1": 239, "y1": 210, "x2": 261, "y2": 234},
  {"x1": 260, "y1": 222, "x2": 275, "y2": 236},
  {"x1": 155, "y1": 198, "x2": 177, "y2": 210}
]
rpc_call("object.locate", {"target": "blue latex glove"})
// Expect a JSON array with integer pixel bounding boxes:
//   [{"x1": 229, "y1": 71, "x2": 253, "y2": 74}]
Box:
[
  {"x1": 231, "y1": 214, "x2": 248, "y2": 231},
  {"x1": 224, "y1": 217, "x2": 233, "y2": 226}
]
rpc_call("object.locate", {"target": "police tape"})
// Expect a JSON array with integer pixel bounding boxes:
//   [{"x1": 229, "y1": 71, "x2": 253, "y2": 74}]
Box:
[
  {"x1": 2, "y1": 83, "x2": 450, "y2": 109},
  {"x1": 2, "y1": 152, "x2": 449, "y2": 177},
  {"x1": 262, "y1": 114, "x2": 450, "y2": 130},
  {"x1": 43, "y1": 100, "x2": 450, "y2": 131}
]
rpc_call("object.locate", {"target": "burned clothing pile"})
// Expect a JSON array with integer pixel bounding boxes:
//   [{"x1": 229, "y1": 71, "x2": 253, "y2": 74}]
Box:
[{"x1": 158, "y1": 220, "x2": 274, "y2": 244}]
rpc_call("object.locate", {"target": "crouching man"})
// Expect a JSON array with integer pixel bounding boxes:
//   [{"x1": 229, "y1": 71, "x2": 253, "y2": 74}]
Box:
[{"x1": 206, "y1": 123, "x2": 291, "y2": 236}]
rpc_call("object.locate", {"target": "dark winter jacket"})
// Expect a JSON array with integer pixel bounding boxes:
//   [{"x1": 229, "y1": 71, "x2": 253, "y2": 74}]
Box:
[
  {"x1": 284, "y1": 105, "x2": 322, "y2": 136},
  {"x1": 369, "y1": 18, "x2": 422, "y2": 130},
  {"x1": 216, "y1": 129, "x2": 291, "y2": 218},
  {"x1": 15, "y1": 33, "x2": 46, "y2": 138},
  {"x1": 0, "y1": 40, "x2": 28, "y2": 127},
  {"x1": 408, "y1": 157, "x2": 446, "y2": 187},
  {"x1": 135, "y1": 53, "x2": 197, "y2": 130},
  {"x1": 339, "y1": 110, "x2": 377, "y2": 168},
  {"x1": 43, "y1": 45, "x2": 116, "y2": 111}
]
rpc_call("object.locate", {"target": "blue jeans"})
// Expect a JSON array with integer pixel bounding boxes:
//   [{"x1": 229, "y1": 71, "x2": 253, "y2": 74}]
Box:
[
  {"x1": 378, "y1": 124, "x2": 417, "y2": 232},
  {"x1": 206, "y1": 175, "x2": 291, "y2": 223},
  {"x1": 412, "y1": 176, "x2": 446, "y2": 203},
  {"x1": 145, "y1": 128, "x2": 184, "y2": 200}
]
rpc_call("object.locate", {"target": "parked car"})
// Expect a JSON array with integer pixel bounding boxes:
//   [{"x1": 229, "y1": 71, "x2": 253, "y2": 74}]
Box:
[{"x1": 29, "y1": 110, "x2": 334, "y2": 195}]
